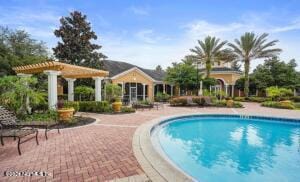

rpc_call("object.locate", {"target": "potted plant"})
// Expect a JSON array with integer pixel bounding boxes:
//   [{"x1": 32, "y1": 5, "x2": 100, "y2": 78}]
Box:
[
  {"x1": 57, "y1": 98, "x2": 75, "y2": 122},
  {"x1": 105, "y1": 83, "x2": 122, "y2": 112},
  {"x1": 112, "y1": 97, "x2": 122, "y2": 112}
]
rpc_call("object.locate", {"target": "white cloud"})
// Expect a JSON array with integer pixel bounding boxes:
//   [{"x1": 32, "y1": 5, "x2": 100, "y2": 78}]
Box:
[{"x1": 129, "y1": 6, "x2": 149, "y2": 16}]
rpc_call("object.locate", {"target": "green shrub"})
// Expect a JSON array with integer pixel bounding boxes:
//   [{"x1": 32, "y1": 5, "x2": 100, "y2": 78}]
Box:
[
  {"x1": 213, "y1": 100, "x2": 227, "y2": 107},
  {"x1": 294, "y1": 102, "x2": 300, "y2": 109},
  {"x1": 291, "y1": 96, "x2": 300, "y2": 102},
  {"x1": 64, "y1": 101, "x2": 80, "y2": 113},
  {"x1": 266, "y1": 87, "x2": 293, "y2": 101},
  {"x1": 25, "y1": 110, "x2": 58, "y2": 122},
  {"x1": 155, "y1": 92, "x2": 170, "y2": 102},
  {"x1": 121, "y1": 107, "x2": 135, "y2": 113},
  {"x1": 234, "y1": 97, "x2": 245, "y2": 102},
  {"x1": 78, "y1": 101, "x2": 112, "y2": 113},
  {"x1": 261, "y1": 101, "x2": 295, "y2": 109},
  {"x1": 233, "y1": 102, "x2": 243, "y2": 108},
  {"x1": 138, "y1": 99, "x2": 152, "y2": 105}
]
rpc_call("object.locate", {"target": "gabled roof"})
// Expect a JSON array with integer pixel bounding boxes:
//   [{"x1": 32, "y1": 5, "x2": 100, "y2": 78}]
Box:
[{"x1": 102, "y1": 60, "x2": 165, "y2": 81}]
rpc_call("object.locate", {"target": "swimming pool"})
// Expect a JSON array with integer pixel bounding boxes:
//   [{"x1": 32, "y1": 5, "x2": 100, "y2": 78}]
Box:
[{"x1": 154, "y1": 115, "x2": 300, "y2": 182}]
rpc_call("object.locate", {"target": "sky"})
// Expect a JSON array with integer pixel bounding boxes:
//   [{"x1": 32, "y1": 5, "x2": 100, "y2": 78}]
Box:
[{"x1": 1, "y1": 0, "x2": 300, "y2": 71}]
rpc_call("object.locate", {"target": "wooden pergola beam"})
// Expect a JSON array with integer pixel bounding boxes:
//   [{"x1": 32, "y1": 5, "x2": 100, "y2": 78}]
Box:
[{"x1": 12, "y1": 61, "x2": 109, "y2": 78}]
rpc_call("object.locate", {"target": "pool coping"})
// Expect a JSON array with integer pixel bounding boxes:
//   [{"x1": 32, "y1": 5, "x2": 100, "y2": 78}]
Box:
[{"x1": 132, "y1": 113, "x2": 300, "y2": 182}]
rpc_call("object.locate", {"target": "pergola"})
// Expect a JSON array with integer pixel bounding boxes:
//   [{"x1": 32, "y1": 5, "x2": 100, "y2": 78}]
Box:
[{"x1": 13, "y1": 61, "x2": 109, "y2": 109}]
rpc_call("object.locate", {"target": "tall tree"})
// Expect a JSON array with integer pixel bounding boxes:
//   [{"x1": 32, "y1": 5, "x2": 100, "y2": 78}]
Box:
[
  {"x1": 155, "y1": 65, "x2": 163, "y2": 72},
  {"x1": 228, "y1": 32, "x2": 281, "y2": 97},
  {"x1": 190, "y1": 36, "x2": 228, "y2": 78},
  {"x1": 53, "y1": 11, "x2": 106, "y2": 69},
  {"x1": 165, "y1": 61, "x2": 199, "y2": 91},
  {"x1": 252, "y1": 57, "x2": 300, "y2": 90},
  {"x1": 0, "y1": 26, "x2": 48, "y2": 76}
]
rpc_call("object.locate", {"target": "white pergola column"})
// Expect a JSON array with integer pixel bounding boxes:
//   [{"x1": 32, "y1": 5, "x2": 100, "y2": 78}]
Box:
[
  {"x1": 142, "y1": 83, "x2": 146, "y2": 101},
  {"x1": 231, "y1": 85, "x2": 235, "y2": 97},
  {"x1": 170, "y1": 85, "x2": 173, "y2": 97},
  {"x1": 93, "y1": 77, "x2": 103, "y2": 101},
  {"x1": 44, "y1": 70, "x2": 61, "y2": 110},
  {"x1": 225, "y1": 84, "x2": 228, "y2": 97},
  {"x1": 122, "y1": 82, "x2": 125, "y2": 99},
  {"x1": 17, "y1": 73, "x2": 32, "y2": 113},
  {"x1": 65, "y1": 78, "x2": 76, "y2": 101},
  {"x1": 163, "y1": 84, "x2": 166, "y2": 94}
]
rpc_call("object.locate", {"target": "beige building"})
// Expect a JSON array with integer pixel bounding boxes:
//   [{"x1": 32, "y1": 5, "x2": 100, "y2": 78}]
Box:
[
  {"x1": 102, "y1": 60, "x2": 173, "y2": 103},
  {"x1": 199, "y1": 61, "x2": 242, "y2": 97}
]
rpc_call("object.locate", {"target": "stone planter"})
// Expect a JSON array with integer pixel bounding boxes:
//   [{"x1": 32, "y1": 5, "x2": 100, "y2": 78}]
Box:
[
  {"x1": 112, "y1": 102, "x2": 122, "y2": 112},
  {"x1": 57, "y1": 108, "x2": 74, "y2": 122}
]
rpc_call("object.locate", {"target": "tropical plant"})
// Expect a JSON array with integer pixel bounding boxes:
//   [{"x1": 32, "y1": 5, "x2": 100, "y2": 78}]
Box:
[
  {"x1": 75, "y1": 85, "x2": 94, "y2": 101},
  {"x1": 0, "y1": 76, "x2": 45, "y2": 118},
  {"x1": 190, "y1": 36, "x2": 229, "y2": 78},
  {"x1": 228, "y1": 32, "x2": 282, "y2": 97},
  {"x1": 104, "y1": 83, "x2": 122, "y2": 103}
]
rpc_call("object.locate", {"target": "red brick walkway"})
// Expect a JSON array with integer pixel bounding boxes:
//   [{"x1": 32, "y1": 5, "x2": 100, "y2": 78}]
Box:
[{"x1": 0, "y1": 103, "x2": 299, "y2": 181}]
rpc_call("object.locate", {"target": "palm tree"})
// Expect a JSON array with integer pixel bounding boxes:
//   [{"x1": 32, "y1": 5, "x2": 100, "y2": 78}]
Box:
[
  {"x1": 228, "y1": 32, "x2": 281, "y2": 97},
  {"x1": 190, "y1": 36, "x2": 228, "y2": 78}
]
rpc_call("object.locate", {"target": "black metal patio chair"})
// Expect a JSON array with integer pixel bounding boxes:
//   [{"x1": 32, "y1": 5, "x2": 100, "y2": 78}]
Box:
[
  {"x1": 0, "y1": 106, "x2": 60, "y2": 140},
  {"x1": 0, "y1": 123, "x2": 39, "y2": 155}
]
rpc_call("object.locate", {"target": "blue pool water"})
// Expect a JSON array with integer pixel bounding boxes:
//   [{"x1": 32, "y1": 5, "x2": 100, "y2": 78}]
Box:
[{"x1": 156, "y1": 115, "x2": 300, "y2": 182}]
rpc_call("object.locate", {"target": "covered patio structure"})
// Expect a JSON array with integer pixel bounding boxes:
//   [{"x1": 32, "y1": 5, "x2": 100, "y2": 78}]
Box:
[{"x1": 13, "y1": 61, "x2": 109, "y2": 109}]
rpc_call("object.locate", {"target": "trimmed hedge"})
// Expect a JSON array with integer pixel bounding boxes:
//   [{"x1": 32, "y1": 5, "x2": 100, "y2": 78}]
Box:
[
  {"x1": 169, "y1": 96, "x2": 210, "y2": 106},
  {"x1": 261, "y1": 101, "x2": 295, "y2": 109},
  {"x1": 64, "y1": 101, "x2": 112, "y2": 113},
  {"x1": 64, "y1": 101, "x2": 80, "y2": 113},
  {"x1": 234, "y1": 97, "x2": 271, "y2": 103},
  {"x1": 78, "y1": 101, "x2": 112, "y2": 112},
  {"x1": 121, "y1": 107, "x2": 136, "y2": 113},
  {"x1": 170, "y1": 97, "x2": 188, "y2": 106}
]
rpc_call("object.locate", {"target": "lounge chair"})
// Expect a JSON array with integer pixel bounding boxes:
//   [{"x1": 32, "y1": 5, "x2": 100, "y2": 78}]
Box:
[
  {"x1": 0, "y1": 123, "x2": 39, "y2": 155},
  {"x1": 0, "y1": 106, "x2": 60, "y2": 140}
]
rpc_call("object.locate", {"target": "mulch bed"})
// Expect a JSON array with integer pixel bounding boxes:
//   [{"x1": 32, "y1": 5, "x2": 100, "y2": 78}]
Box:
[{"x1": 58, "y1": 116, "x2": 96, "y2": 128}]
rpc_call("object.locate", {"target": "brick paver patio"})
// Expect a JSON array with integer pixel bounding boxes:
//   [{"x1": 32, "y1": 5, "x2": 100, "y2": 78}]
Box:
[{"x1": 0, "y1": 103, "x2": 299, "y2": 181}]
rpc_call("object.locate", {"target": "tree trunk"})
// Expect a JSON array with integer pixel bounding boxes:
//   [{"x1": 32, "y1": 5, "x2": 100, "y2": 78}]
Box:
[
  {"x1": 244, "y1": 59, "x2": 250, "y2": 97},
  {"x1": 206, "y1": 60, "x2": 211, "y2": 78}
]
